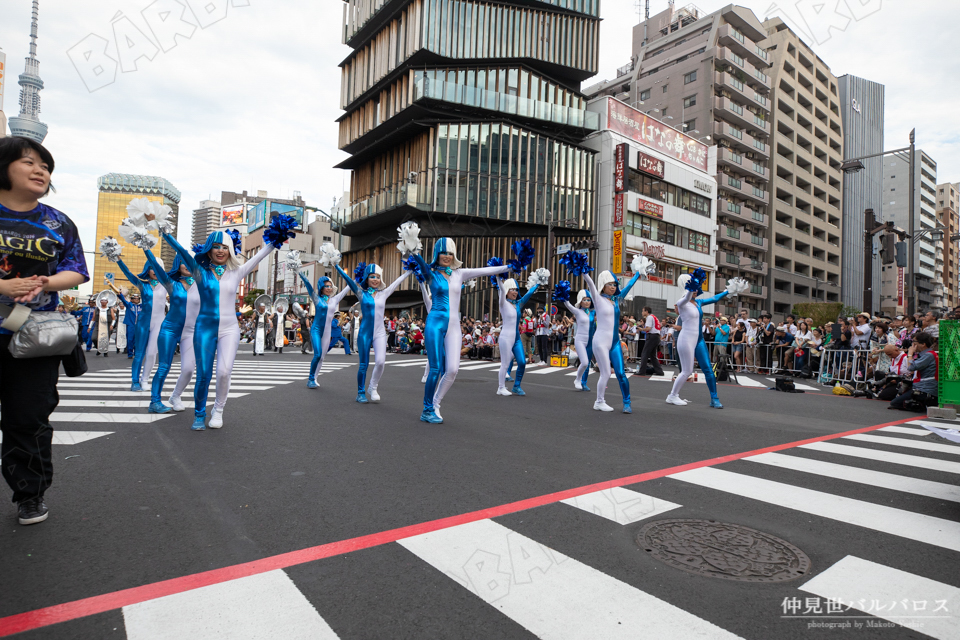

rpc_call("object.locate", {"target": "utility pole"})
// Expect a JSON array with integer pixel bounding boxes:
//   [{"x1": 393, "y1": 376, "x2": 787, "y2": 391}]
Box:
[
  {"x1": 862, "y1": 209, "x2": 887, "y2": 314},
  {"x1": 907, "y1": 129, "x2": 916, "y2": 316}
]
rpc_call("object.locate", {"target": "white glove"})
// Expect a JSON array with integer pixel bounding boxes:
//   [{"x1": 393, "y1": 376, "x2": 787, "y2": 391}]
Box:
[
  {"x1": 527, "y1": 267, "x2": 550, "y2": 288},
  {"x1": 631, "y1": 255, "x2": 657, "y2": 278},
  {"x1": 318, "y1": 242, "x2": 342, "y2": 267},
  {"x1": 396, "y1": 221, "x2": 423, "y2": 256},
  {"x1": 118, "y1": 218, "x2": 158, "y2": 250},
  {"x1": 725, "y1": 277, "x2": 750, "y2": 297},
  {"x1": 98, "y1": 236, "x2": 123, "y2": 262},
  {"x1": 285, "y1": 250, "x2": 303, "y2": 271}
]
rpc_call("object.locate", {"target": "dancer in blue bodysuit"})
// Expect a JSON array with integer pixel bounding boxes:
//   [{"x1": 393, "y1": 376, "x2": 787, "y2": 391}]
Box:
[
  {"x1": 496, "y1": 277, "x2": 542, "y2": 397},
  {"x1": 113, "y1": 252, "x2": 167, "y2": 392},
  {"x1": 335, "y1": 263, "x2": 410, "y2": 403},
  {"x1": 163, "y1": 219, "x2": 291, "y2": 429},
  {"x1": 143, "y1": 252, "x2": 196, "y2": 413},
  {"x1": 667, "y1": 270, "x2": 747, "y2": 409},
  {"x1": 563, "y1": 289, "x2": 596, "y2": 392},
  {"x1": 299, "y1": 272, "x2": 350, "y2": 388},
  {"x1": 408, "y1": 238, "x2": 509, "y2": 423}
]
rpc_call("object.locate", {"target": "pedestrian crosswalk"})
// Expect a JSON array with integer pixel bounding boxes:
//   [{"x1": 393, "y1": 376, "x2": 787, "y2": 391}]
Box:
[{"x1": 22, "y1": 417, "x2": 960, "y2": 639}]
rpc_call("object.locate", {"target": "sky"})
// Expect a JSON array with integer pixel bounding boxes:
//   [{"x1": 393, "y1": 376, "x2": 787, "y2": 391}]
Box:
[{"x1": 0, "y1": 0, "x2": 957, "y2": 296}]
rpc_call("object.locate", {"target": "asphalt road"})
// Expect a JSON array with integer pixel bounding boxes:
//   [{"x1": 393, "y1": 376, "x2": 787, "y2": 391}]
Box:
[{"x1": 1, "y1": 348, "x2": 957, "y2": 639}]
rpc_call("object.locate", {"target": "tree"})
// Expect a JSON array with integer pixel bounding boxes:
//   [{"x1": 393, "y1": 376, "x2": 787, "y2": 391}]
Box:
[
  {"x1": 243, "y1": 288, "x2": 265, "y2": 306},
  {"x1": 792, "y1": 302, "x2": 844, "y2": 329}
]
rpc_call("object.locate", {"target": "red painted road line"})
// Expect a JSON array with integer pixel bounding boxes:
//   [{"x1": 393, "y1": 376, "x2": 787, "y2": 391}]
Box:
[{"x1": 0, "y1": 414, "x2": 918, "y2": 637}]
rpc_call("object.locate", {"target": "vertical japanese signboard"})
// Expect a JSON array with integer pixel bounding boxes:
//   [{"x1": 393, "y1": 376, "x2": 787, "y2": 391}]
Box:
[
  {"x1": 897, "y1": 267, "x2": 904, "y2": 307},
  {"x1": 612, "y1": 229, "x2": 624, "y2": 275},
  {"x1": 614, "y1": 143, "x2": 627, "y2": 193},
  {"x1": 613, "y1": 193, "x2": 624, "y2": 227}
]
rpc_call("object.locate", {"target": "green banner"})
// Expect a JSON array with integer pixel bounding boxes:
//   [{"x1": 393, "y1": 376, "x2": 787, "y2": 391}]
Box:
[{"x1": 940, "y1": 320, "x2": 959, "y2": 408}]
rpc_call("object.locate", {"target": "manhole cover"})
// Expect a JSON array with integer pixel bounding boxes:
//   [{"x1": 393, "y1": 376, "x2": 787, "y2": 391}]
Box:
[{"x1": 636, "y1": 519, "x2": 810, "y2": 583}]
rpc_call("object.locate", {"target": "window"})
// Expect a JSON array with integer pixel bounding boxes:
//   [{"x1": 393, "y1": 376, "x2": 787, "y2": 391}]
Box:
[
  {"x1": 323, "y1": 236, "x2": 332, "y2": 241},
  {"x1": 640, "y1": 89, "x2": 651, "y2": 101},
  {"x1": 662, "y1": 84, "x2": 669, "y2": 93},
  {"x1": 683, "y1": 95, "x2": 696, "y2": 108},
  {"x1": 684, "y1": 70, "x2": 697, "y2": 84},
  {"x1": 683, "y1": 119, "x2": 696, "y2": 132},
  {"x1": 627, "y1": 170, "x2": 711, "y2": 218},
  {"x1": 661, "y1": 108, "x2": 667, "y2": 118},
  {"x1": 727, "y1": 201, "x2": 741, "y2": 214},
  {"x1": 729, "y1": 126, "x2": 743, "y2": 139},
  {"x1": 727, "y1": 176, "x2": 742, "y2": 189},
  {"x1": 731, "y1": 76, "x2": 743, "y2": 91},
  {"x1": 730, "y1": 52, "x2": 744, "y2": 67}
]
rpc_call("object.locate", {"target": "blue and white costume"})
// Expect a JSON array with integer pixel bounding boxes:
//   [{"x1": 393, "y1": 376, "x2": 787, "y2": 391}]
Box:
[
  {"x1": 496, "y1": 279, "x2": 539, "y2": 396},
  {"x1": 142, "y1": 251, "x2": 197, "y2": 413},
  {"x1": 299, "y1": 273, "x2": 351, "y2": 388},
  {"x1": 336, "y1": 264, "x2": 410, "y2": 403},
  {"x1": 583, "y1": 270, "x2": 642, "y2": 413},
  {"x1": 168, "y1": 273, "x2": 201, "y2": 411},
  {"x1": 165, "y1": 231, "x2": 276, "y2": 429},
  {"x1": 564, "y1": 289, "x2": 596, "y2": 392},
  {"x1": 667, "y1": 272, "x2": 746, "y2": 408},
  {"x1": 410, "y1": 238, "x2": 509, "y2": 423},
  {"x1": 115, "y1": 253, "x2": 167, "y2": 392},
  {"x1": 419, "y1": 281, "x2": 433, "y2": 383}
]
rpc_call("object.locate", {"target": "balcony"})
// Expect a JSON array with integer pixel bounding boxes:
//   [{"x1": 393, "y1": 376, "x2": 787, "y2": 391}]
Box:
[
  {"x1": 716, "y1": 25, "x2": 771, "y2": 68},
  {"x1": 715, "y1": 96, "x2": 756, "y2": 132},
  {"x1": 717, "y1": 276, "x2": 767, "y2": 299},
  {"x1": 715, "y1": 72, "x2": 770, "y2": 112},
  {"x1": 719, "y1": 224, "x2": 768, "y2": 251}
]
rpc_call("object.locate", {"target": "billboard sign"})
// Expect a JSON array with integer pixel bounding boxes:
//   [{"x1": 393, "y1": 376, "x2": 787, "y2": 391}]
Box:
[
  {"x1": 221, "y1": 204, "x2": 245, "y2": 226},
  {"x1": 612, "y1": 229, "x2": 624, "y2": 275},
  {"x1": 267, "y1": 202, "x2": 305, "y2": 232},
  {"x1": 637, "y1": 197, "x2": 664, "y2": 219},
  {"x1": 637, "y1": 150, "x2": 665, "y2": 178},
  {"x1": 614, "y1": 143, "x2": 627, "y2": 193},
  {"x1": 897, "y1": 267, "x2": 904, "y2": 306},
  {"x1": 606, "y1": 97, "x2": 708, "y2": 173},
  {"x1": 613, "y1": 193, "x2": 624, "y2": 227},
  {"x1": 247, "y1": 201, "x2": 267, "y2": 233},
  {"x1": 0, "y1": 51, "x2": 5, "y2": 111}
]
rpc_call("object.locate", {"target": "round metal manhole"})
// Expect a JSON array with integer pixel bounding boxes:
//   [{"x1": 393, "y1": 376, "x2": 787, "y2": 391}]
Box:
[{"x1": 636, "y1": 519, "x2": 810, "y2": 583}]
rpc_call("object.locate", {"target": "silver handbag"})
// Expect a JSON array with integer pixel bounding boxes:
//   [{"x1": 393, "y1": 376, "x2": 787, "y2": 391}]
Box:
[{"x1": 0, "y1": 304, "x2": 79, "y2": 358}]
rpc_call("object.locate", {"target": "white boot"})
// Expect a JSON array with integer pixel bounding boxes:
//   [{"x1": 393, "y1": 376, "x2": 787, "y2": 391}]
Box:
[
  {"x1": 369, "y1": 388, "x2": 381, "y2": 403},
  {"x1": 497, "y1": 386, "x2": 512, "y2": 396},
  {"x1": 169, "y1": 395, "x2": 185, "y2": 412},
  {"x1": 574, "y1": 380, "x2": 583, "y2": 391},
  {"x1": 209, "y1": 408, "x2": 224, "y2": 428},
  {"x1": 593, "y1": 400, "x2": 614, "y2": 412},
  {"x1": 666, "y1": 394, "x2": 688, "y2": 406},
  {"x1": 434, "y1": 404, "x2": 443, "y2": 421}
]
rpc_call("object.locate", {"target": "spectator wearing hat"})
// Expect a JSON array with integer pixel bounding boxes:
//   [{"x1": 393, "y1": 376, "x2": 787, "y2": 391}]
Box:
[{"x1": 714, "y1": 316, "x2": 731, "y2": 360}]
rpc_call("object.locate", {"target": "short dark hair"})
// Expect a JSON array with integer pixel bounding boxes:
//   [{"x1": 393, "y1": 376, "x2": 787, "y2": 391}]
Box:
[
  {"x1": 642, "y1": 306, "x2": 652, "y2": 314},
  {"x1": 914, "y1": 332, "x2": 934, "y2": 348},
  {"x1": 0, "y1": 137, "x2": 55, "y2": 195}
]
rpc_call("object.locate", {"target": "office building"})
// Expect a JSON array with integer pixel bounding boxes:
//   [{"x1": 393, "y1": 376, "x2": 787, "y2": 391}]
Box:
[
  {"x1": 93, "y1": 174, "x2": 181, "y2": 290},
  {"x1": 7, "y1": 1, "x2": 48, "y2": 143},
  {"x1": 880, "y1": 150, "x2": 938, "y2": 314},
  {"x1": 584, "y1": 4, "x2": 772, "y2": 315},
  {"x1": 837, "y1": 74, "x2": 885, "y2": 311},
  {"x1": 760, "y1": 18, "x2": 843, "y2": 314},
  {"x1": 583, "y1": 96, "x2": 718, "y2": 314},
  {"x1": 936, "y1": 182, "x2": 959, "y2": 310},
  {"x1": 191, "y1": 199, "x2": 221, "y2": 247},
  {"x1": 336, "y1": 0, "x2": 601, "y2": 317}
]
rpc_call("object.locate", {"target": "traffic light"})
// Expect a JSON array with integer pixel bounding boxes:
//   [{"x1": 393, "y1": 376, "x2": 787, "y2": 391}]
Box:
[
  {"x1": 895, "y1": 241, "x2": 907, "y2": 268},
  {"x1": 881, "y1": 234, "x2": 896, "y2": 265}
]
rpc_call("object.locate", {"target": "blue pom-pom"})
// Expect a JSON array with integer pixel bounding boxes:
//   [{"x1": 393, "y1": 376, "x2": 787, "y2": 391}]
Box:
[
  {"x1": 263, "y1": 214, "x2": 297, "y2": 249},
  {"x1": 403, "y1": 256, "x2": 425, "y2": 283},
  {"x1": 559, "y1": 250, "x2": 593, "y2": 276},
  {"x1": 224, "y1": 229, "x2": 242, "y2": 255},
  {"x1": 486, "y1": 257, "x2": 508, "y2": 287},
  {"x1": 508, "y1": 239, "x2": 534, "y2": 273},
  {"x1": 552, "y1": 280, "x2": 572, "y2": 302},
  {"x1": 686, "y1": 267, "x2": 708, "y2": 292},
  {"x1": 191, "y1": 243, "x2": 204, "y2": 255},
  {"x1": 353, "y1": 261, "x2": 367, "y2": 285}
]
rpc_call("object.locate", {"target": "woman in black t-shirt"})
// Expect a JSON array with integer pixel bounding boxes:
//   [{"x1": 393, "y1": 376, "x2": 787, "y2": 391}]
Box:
[{"x1": 0, "y1": 138, "x2": 89, "y2": 526}]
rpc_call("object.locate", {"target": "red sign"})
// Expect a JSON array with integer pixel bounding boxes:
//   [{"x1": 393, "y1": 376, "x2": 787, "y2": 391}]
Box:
[
  {"x1": 606, "y1": 97, "x2": 708, "y2": 172},
  {"x1": 637, "y1": 150, "x2": 665, "y2": 178},
  {"x1": 637, "y1": 197, "x2": 663, "y2": 219},
  {"x1": 614, "y1": 143, "x2": 627, "y2": 193},
  {"x1": 897, "y1": 267, "x2": 904, "y2": 306},
  {"x1": 613, "y1": 193, "x2": 624, "y2": 227},
  {"x1": 640, "y1": 241, "x2": 666, "y2": 259}
]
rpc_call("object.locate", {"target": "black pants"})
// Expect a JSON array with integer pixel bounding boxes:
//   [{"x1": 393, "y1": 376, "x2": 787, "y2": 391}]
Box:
[
  {"x1": 637, "y1": 333, "x2": 664, "y2": 375},
  {"x1": 536, "y1": 335, "x2": 550, "y2": 362},
  {"x1": 0, "y1": 335, "x2": 61, "y2": 503}
]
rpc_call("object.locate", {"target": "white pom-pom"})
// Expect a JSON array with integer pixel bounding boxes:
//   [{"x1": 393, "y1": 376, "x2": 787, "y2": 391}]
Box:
[
  {"x1": 98, "y1": 236, "x2": 123, "y2": 262},
  {"x1": 285, "y1": 250, "x2": 303, "y2": 271},
  {"x1": 396, "y1": 221, "x2": 423, "y2": 256},
  {"x1": 153, "y1": 203, "x2": 176, "y2": 234},
  {"x1": 528, "y1": 267, "x2": 551, "y2": 287},
  {"x1": 631, "y1": 255, "x2": 657, "y2": 278},
  {"x1": 318, "y1": 242, "x2": 342, "y2": 267},
  {"x1": 118, "y1": 218, "x2": 158, "y2": 250},
  {"x1": 725, "y1": 277, "x2": 750, "y2": 297},
  {"x1": 125, "y1": 198, "x2": 154, "y2": 227}
]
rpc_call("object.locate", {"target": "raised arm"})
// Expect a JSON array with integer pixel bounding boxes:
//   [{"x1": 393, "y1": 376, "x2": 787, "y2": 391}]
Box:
[
  {"x1": 162, "y1": 233, "x2": 198, "y2": 273},
  {"x1": 674, "y1": 289, "x2": 696, "y2": 311},
  {"x1": 335, "y1": 264, "x2": 361, "y2": 296},
  {"x1": 409, "y1": 252, "x2": 431, "y2": 277},
  {"x1": 518, "y1": 283, "x2": 539, "y2": 308},
  {"x1": 497, "y1": 280, "x2": 508, "y2": 310},
  {"x1": 617, "y1": 272, "x2": 642, "y2": 301},
  {"x1": 143, "y1": 249, "x2": 172, "y2": 291},
  {"x1": 381, "y1": 270, "x2": 412, "y2": 298},
  {"x1": 697, "y1": 290, "x2": 730, "y2": 307},
  {"x1": 459, "y1": 265, "x2": 510, "y2": 281},
  {"x1": 298, "y1": 272, "x2": 316, "y2": 302},
  {"x1": 583, "y1": 273, "x2": 600, "y2": 302},
  {"x1": 115, "y1": 259, "x2": 145, "y2": 293},
  {"x1": 238, "y1": 245, "x2": 274, "y2": 280}
]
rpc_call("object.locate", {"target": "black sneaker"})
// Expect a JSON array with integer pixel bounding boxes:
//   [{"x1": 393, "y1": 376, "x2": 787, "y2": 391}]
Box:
[{"x1": 18, "y1": 496, "x2": 48, "y2": 525}]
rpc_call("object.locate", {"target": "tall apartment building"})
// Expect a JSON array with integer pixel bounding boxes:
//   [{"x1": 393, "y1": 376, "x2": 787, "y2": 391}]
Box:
[
  {"x1": 191, "y1": 199, "x2": 221, "y2": 247},
  {"x1": 336, "y1": 0, "x2": 600, "y2": 317},
  {"x1": 936, "y1": 182, "x2": 959, "y2": 309},
  {"x1": 880, "y1": 150, "x2": 938, "y2": 314},
  {"x1": 92, "y1": 173, "x2": 181, "y2": 290},
  {"x1": 584, "y1": 4, "x2": 773, "y2": 316},
  {"x1": 837, "y1": 74, "x2": 885, "y2": 311},
  {"x1": 760, "y1": 18, "x2": 843, "y2": 315}
]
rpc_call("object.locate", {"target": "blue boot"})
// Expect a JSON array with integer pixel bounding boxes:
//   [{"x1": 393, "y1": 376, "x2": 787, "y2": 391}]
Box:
[
  {"x1": 148, "y1": 401, "x2": 171, "y2": 414},
  {"x1": 505, "y1": 375, "x2": 513, "y2": 382},
  {"x1": 191, "y1": 416, "x2": 206, "y2": 431},
  {"x1": 710, "y1": 396, "x2": 724, "y2": 409},
  {"x1": 512, "y1": 386, "x2": 526, "y2": 396},
  {"x1": 420, "y1": 408, "x2": 443, "y2": 423},
  {"x1": 130, "y1": 383, "x2": 142, "y2": 392},
  {"x1": 622, "y1": 402, "x2": 632, "y2": 414},
  {"x1": 356, "y1": 391, "x2": 368, "y2": 404},
  {"x1": 581, "y1": 382, "x2": 591, "y2": 392},
  {"x1": 307, "y1": 379, "x2": 318, "y2": 389}
]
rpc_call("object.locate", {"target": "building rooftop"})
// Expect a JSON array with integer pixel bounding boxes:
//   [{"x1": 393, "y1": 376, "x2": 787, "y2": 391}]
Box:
[{"x1": 97, "y1": 173, "x2": 182, "y2": 203}]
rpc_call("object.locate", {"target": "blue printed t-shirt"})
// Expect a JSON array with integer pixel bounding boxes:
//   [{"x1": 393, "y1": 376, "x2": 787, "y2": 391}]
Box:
[
  {"x1": 714, "y1": 324, "x2": 731, "y2": 345},
  {"x1": 0, "y1": 202, "x2": 89, "y2": 333}
]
